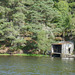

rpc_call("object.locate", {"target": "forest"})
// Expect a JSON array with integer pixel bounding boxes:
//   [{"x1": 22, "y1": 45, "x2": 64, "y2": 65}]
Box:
[{"x1": 0, "y1": 0, "x2": 75, "y2": 54}]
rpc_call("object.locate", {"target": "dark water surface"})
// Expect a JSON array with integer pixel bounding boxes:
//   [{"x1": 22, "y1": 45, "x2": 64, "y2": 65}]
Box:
[{"x1": 0, "y1": 56, "x2": 75, "y2": 75}]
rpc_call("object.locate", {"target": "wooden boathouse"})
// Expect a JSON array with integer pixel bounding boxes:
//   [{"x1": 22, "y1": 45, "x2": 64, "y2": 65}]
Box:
[{"x1": 51, "y1": 41, "x2": 74, "y2": 58}]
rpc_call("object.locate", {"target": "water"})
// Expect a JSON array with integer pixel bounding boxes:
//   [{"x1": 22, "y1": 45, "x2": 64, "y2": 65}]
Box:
[{"x1": 0, "y1": 56, "x2": 75, "y2": 75}]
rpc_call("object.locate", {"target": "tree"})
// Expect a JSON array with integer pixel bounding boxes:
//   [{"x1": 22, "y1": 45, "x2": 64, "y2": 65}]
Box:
[
  {"x1": 0, "y1": 0, "x2": 74, "y2": 53},
  {"x1": 56, "y1": 1, "x2": 71, "y2": 40}
]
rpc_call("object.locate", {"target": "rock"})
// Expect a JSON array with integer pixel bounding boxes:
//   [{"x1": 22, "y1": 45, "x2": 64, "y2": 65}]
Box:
[
  {"x1": 17, "y1": 50, "x2": 23, "y2": 54},
  {"x1": 0, "y1": 47, "x2": 9, "y2": 54}
]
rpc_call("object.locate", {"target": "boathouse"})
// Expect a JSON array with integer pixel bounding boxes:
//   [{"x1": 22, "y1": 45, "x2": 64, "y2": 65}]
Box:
[{"x1": 51, "y1": 41, "x2": 74, "y2": 57}]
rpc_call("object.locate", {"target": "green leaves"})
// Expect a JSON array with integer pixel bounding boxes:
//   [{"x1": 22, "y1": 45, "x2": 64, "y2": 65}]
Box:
[
  {"x1": 0, "y1": 0, "x2": 74, "y2": 53},
  {"x1": 13, "y1": 12, "x2": 25, "y2": 26}
]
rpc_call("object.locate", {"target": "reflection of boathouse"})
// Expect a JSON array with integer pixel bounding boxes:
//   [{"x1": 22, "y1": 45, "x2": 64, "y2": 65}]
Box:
[{"x1": 51, "y1": 41, "x2": 74, "y2": 57}]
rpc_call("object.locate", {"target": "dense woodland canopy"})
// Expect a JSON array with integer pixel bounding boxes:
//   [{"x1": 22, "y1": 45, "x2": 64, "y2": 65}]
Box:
[{"x1": 0, "y1": 0, "x2": 75, "y2": 54}]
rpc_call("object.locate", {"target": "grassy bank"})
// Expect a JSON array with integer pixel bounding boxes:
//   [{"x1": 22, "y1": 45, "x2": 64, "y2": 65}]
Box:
[{"x1": 0, "y1": 54, "x2": 49, "y2": 57}]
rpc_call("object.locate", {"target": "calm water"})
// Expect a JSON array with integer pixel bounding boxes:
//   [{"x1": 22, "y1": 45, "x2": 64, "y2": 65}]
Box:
[{"x1": 0, "y1": 56, "x2": 75, "y2": 75}]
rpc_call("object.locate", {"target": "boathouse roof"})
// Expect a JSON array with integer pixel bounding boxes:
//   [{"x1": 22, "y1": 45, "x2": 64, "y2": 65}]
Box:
[{"x1": 52, "y1": 41, "x2": 73, "y2": 45}]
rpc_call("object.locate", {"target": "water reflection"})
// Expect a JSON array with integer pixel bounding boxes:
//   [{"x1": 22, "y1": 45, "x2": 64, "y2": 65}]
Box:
[{"x1": 0, "y1": 56, "x2": 75, "y2": 75}]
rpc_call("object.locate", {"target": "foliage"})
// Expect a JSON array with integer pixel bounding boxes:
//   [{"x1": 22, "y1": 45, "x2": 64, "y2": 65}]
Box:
[{"x1": 0, "y1": 0, "x2": 74, "y2": 54}]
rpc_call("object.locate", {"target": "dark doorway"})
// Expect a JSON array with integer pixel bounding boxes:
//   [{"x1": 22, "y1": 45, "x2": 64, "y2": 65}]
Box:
[
  {"x1": 53, "y1": 45, "x2": 62, "y2": 53},
  {"x1": 68, "y1": 48, "x2": 71, "y2": 54},
  {"x1": 52, "y1": 54, "x2": 61, "y2": 57}
]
